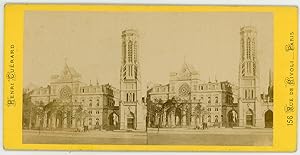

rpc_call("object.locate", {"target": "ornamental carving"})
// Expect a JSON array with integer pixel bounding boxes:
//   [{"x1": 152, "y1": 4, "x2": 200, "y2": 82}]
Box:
[
  {"x1": 59, "y1": 86, "x2": 72, "y2": 100},
  {"x1": 178, "y1": 83, "x2": 191, "y2": 97}
]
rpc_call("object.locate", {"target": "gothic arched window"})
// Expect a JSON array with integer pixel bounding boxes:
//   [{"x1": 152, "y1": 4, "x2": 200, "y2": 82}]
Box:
[
  {"x1": 128, "y1": 40, "x2": 133, "y2": 63},
  {"x1": 133, "y1": 41, "x2": 137, "y2": 63},
  {"x1": 215, "y1": 97, "x2": 218, "y2": 103},
  {"x1": 89, "y1": 99, "x2": 92, "y2": 107},
  {"x1": 252, "y1": 38, "x2": 255, "y2": 55},
  {"x1": 96, "y1": 99, "x2": 100, "y2": 106},
  {"x1": 253, "y1": 63, "x2": 256, "y2": 76},
  {"x1": 133, "y1": 93, "x2": 135, "y2": 102},
  {"x1": 122, "y1": 41, "x2": 126, "y2": 63},
  {"x1": 247, "y1": 37, "x2": 251, "y2": 59},
  {"x1": 241, "y1": 39, "x2": 245, "y2": 60}
]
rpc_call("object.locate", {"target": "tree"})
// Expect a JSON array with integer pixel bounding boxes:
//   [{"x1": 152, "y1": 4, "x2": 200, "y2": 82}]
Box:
[
  {"x1": 193, "y1": 102, "x2": 208, "y2": 128},
  {"x1": 74, "y1": 105, "x2": 91, "y2": 128},
  {"x1": 146, "y1": 98, "x2": 165, "y2": 132},
  {"x1": 22, "y1": 90, "x2": 33, "y2": 129},
  {"x1": 147, "y1": 97, "x2": 184, "y2": 132}
]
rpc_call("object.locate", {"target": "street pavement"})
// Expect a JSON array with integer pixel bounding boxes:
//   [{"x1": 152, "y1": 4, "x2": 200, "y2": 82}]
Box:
[{"x1": 23, "y1": 127, "x2": 273, "y2": 146}]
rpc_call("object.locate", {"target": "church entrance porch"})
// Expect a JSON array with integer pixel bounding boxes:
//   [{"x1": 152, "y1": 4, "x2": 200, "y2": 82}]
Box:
[
  {"x1": 127, "y1": 112, "x2": 135, "y2": 129},
  {"x1": 246, "y1": 109, "x2": 254, "y2": 126}
]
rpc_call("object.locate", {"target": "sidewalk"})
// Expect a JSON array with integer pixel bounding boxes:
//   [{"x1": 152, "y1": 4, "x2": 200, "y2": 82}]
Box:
[
  {"x1": 23, "y1": 129, "x2": 147, "y2": 138},
  {"x1": 146, "y1": 127, "x2": 273, "y2": 135},
  {"x1": 23, "y1": 127, "x2": 272, "y2": 136}
]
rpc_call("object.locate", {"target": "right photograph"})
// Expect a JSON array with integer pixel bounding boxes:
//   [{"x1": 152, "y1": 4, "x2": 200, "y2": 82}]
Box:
[{"x1": 143, "y1": 13, "x2": 273, "y2": 146}]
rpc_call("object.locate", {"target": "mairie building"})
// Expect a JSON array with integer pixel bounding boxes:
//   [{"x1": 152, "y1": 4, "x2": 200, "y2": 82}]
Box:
[
  {"x1": 28, "y1": 64, "x2": 121, "y2": 130},
  {"x1": 146, "y1": 63, "x2": 237, "y2": 128}
]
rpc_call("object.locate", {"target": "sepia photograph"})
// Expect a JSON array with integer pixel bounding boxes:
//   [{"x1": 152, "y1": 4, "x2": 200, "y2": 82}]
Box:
[{"x1": 23, "y1": 11, "x2": 273, "y2": 146}]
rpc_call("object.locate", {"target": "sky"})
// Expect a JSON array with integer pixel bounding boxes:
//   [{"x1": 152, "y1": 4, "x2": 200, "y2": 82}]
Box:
[{"x1": 24, "y1": 11, "x2": 273, "y2": 95}]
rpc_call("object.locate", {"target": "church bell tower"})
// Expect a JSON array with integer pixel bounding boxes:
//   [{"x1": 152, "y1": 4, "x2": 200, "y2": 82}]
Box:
[
  {"x1": 119, "y1": 29, "x2": 145, "y2": 130},
  {"x1": 238, "y1": 26, "x2": 263, "y2": 127}
]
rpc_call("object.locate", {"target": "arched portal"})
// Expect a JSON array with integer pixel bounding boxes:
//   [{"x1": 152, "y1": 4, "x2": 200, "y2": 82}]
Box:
[
  {"x1": 109, "y1": 112, "x2": 119, "y2": 130},
  {"x1": 246, "y1": 109, "x2": 254, "y2": 126},
  {"x1": 46, "y1": 111, "x2": 51, "y2": 128},
  {"x1": 227, "y1": 109, "x2": 238, "y2": 127},
  {"x1": 265, "y1": 110, "x2": 273, "y2": 128},
  {"x1": 56, "y1": 110, "x2": 63, "y2": 128},
  {"x1": 127, "y1": 112, "x2": 135, "y2": 129},
  {"x1": 166, "y1": 108, "x2": 174, "y2": 127},
  {"x1": 175, "y1": 108, "x2": 182, "y2": 126}
]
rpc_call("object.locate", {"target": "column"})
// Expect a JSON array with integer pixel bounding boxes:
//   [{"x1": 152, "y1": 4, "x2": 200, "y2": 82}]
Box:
[
  {"x1": 155, "y1": 113, "x2": 159, "y2": 126},
  {"x1": 43, "y1": 112, "x2": 47, "y2": 128},
  {"x1": 191, "y1": 104, "x2": 196, "y2": 127},
  {"x1": 72, "y1": 118, "x2": 76, "y2": 128},
  {"x1": 182, "y1": 110, "x2": 186, "y2": 126},
  {"x1": 195, "y1": 117, "x2": 199, "y2": 127},
  {"x1": 171, "y1": 111, "x2": 175, "y2": 127},
  {"x1": 72, "y1": 110, "x2": 76, "y2": 128},
  {"x1": 162, "y1": 112, "x2": 166, "y2": 127},
  {"x1": 48, "y1": 114, "x2": 52, "y2": 129},
  {"x1": 35, "y1": 115, "x2": 40, "y2": 128},
  {"x1": 51, "y1": 114, "x2": 56, "y2": 129},
  {"x1": 56, "y1": 118, "x2": 59, "y2": 128},
  {"x1": 191, "y1": 115, "x2": 195, "y2": 126},
  {"x1": 63, "y1": 113, "x2": 67, "y2": 128}
]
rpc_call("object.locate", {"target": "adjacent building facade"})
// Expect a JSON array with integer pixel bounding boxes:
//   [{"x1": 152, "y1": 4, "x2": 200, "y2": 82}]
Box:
[
  {"x1": 28, "y1": 63, "x2": 121, "y2": 130},
  {"x1": 146, "y1": 63, "x2": 236, "y2": 128}
]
